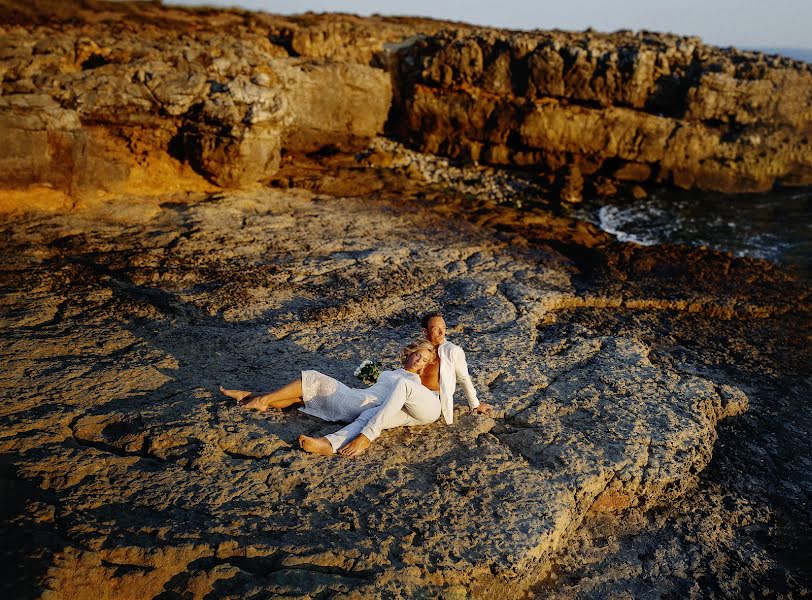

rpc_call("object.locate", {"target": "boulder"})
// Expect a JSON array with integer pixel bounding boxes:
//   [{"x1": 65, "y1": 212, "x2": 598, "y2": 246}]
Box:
[{"x1": 0, "y1": 94, "x2": 79, "y2": 189}]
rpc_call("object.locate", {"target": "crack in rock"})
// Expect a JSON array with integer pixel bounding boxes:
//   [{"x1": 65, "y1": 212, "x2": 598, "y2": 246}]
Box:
[{"x1": 1, "y1": 189, "x2": 756, "y2": 598}]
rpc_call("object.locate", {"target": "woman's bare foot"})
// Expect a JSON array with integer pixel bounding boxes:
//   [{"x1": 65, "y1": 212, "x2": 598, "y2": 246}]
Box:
[
  {"x1": 298, "y1": 435, "x2": 334, "y2": 456},
  {"x1": 338, "y1": 434, "x2": 371, "y2": 457},
  {"x1": 219, "y1": 385, "x2": 252, "y2": 402},
  {"x1": 239, "y1": 396, "x2": 270, "y2": 411}
]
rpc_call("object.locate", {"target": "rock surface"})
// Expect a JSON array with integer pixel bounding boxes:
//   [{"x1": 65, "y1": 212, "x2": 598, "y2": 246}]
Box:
[
  {"x1": 2, "y1": 146, "x2": 809, "y2": 596},
  {"x1": 0, "y1": 2, "x2": 398, "y2": 193},
  {"x1": 1, "y1": 2, "x2": 811, "y2": 599}
]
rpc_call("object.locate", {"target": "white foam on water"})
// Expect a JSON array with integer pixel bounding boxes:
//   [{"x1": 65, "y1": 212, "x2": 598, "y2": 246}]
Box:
[
  {"x1": 567, "y1": 188, "x2": 810, "y2": 271},
  {"x1": 597, "y1": 204, "x2": 666, "y2": 246}
]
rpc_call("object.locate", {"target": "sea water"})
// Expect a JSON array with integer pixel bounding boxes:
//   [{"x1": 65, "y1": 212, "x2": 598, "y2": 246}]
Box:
[{"x1": 565, "y1": 188, "x2": 812, "y2": 273}]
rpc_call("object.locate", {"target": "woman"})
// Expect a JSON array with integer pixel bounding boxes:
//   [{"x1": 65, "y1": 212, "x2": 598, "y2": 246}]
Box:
[{"x1": 220, "y1": 339, "x2": 436, "y2": 423}]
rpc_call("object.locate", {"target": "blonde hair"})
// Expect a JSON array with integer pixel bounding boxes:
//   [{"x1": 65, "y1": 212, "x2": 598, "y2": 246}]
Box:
[{"x1": 400, "y1": 338, "x2": 436, "y2": 366}]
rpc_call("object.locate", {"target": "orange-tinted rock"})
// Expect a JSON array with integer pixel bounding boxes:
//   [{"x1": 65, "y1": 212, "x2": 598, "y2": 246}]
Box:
[
  {"x1": 2, "y1": 0, "x2": 812, "y2": 200},
  {"x1": 559, "y1": 165, "x2": 584, "y2": 203},
  {"x1": 615, "y1": 162, "x2": 652, "y2": 182},
  {"x1": 393, "y1": 29, "x2": 812, "y2": 194},
  {"x1": 0, "y1": 3, "x2": 395, "y2": 195},
  {"x1": 590, "y1": 490, "x2": 633, "y2": 512},
  {"x1": 592, "y1": 176, "x2": 619, "y2": 197},
  {"x1": 631, "y1": 184, "x2": 648, "y2": 199}
]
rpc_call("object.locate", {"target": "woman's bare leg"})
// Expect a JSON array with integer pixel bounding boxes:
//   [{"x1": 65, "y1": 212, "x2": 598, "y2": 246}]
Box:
[
  {"x1": 219, "y1": 386, "x2": 252, "y2": 402},
  {"x1": 240, "y1": 395, "x2": 303, "y2": 411},
  {"x1": 298, "y1": 435, "x2": 334, "y2": 456},
  {"x1": 238, "y1": 379, "x2": 304, "y2": 411}
]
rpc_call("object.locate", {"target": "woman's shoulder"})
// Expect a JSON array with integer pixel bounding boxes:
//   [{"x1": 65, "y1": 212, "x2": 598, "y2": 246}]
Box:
[
  {"x1": 399, "y1": 368, "x2": 422, "y2": 382},
  {"x1": 378, "y1": 369, "x2": 402, "y2": 381},
  {"x1": 384, "y1": 368, "x2": 418, "y2": 380}
]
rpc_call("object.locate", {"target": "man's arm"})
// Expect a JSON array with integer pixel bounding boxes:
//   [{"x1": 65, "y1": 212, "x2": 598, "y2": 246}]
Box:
[{"x1": 452, "y1": 345, "x2": 493, "y2": 415}]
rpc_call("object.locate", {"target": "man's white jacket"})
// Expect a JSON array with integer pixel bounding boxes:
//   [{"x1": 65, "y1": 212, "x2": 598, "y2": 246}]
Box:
[{"x1": 438, "y1": 340, "x2": 479, "y2": 424}]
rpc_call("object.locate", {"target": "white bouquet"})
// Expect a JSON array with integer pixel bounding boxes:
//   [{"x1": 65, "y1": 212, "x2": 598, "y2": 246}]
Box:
[{"x1": 354, "y1": 359, "x2": 382, "y2": 386}]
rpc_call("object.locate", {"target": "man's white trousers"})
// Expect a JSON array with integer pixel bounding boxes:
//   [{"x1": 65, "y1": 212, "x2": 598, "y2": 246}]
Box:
[{"x1": 325, "y1": 378, "x2": 440, "y2": 451}]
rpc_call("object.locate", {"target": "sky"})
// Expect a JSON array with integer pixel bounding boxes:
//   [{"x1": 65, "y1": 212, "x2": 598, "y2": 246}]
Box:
[{"x1": 163, "y1": 0, "x2": 812, "y2": 50}]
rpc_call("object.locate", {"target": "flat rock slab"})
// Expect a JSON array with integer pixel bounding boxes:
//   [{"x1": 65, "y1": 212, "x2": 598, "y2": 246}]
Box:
[{"x1": 0, "y1": 190, "x2": 746, "y2": 598}]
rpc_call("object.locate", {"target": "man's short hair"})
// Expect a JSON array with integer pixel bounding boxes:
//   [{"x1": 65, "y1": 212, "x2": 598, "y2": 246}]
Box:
[{"x1": 421, "y1": 311, "x2": 444, "y2": 329}]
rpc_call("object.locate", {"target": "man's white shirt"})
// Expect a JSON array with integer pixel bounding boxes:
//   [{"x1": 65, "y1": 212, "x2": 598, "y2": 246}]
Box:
[{"x1": 437, "y1": 339, "x2": 479, "y2": 424}]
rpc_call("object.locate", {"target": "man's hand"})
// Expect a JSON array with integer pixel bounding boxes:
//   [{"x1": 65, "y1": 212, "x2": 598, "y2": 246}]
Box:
[{"x1": 474, "y1": 402, "x2": 494, "y2": 415}]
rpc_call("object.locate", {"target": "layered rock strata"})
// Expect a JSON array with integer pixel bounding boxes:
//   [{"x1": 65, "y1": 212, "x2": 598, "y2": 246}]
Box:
[
  {"x1": 1, "y1": 0, "x2": 811, "y2": 201},
  {"x1": 0, "y1": 2, "x2": 400, "y2": 193},
  {"x1": 392, "y1": 29, "x2": 812, "y2": 196}
]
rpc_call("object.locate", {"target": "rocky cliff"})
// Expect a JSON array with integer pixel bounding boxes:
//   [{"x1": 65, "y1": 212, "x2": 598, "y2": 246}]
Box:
[
  {"x1": 393, "y1": 29, "x2": 812, "y2": 197},
  {"x1": 1, "y1": 0, "x2": 811, "y2": 204},
  {"x1": 0, "y1": 1, "x2": 418, "y2": 199}
]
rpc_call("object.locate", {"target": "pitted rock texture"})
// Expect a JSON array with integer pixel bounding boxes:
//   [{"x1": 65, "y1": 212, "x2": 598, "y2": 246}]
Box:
[
  {"x1": 528, "y1": 304, "x2": 812, "y2": 598},
  {"x1": 0, "y1": 1, "x2": 401, "y2": 192},
  {"x1": 392, "y1": 29, "x2": 812, "y2": 195},
  {"x1": 1, "y1": 188, "x2": 754, "y2": 598}
]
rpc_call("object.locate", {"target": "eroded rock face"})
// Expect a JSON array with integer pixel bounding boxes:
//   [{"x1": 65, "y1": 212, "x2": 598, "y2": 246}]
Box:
[
  {"x1": 1, "y1": 1, "x2": 811, "y2": 199},
  {"x1": 0, "y1": 4, "x2": 395, "y2": 191},
  {"x1": 392, "y1": 29, "x2": 812, "y2": 194},
  {"x1": 1, "y1": 188, "x2": 752, "y2": 597}
]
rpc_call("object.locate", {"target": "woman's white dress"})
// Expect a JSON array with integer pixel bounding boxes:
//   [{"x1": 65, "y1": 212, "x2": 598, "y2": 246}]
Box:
[{"x1": 299, "y1": 368, "x2": 413, "y2": 422}]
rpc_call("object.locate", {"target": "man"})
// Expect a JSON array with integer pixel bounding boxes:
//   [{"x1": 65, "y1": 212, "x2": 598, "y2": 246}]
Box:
[
  {"x1": 420, "y1": 311, "x2": 493, "y2": 422},
  {"x1": 299, "y1": 313, "x2": 492, "y2": 457}
]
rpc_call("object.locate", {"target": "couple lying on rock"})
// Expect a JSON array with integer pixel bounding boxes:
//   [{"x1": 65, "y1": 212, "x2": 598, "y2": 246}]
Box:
[{"x1": 220, "y1": 312, "x2": 493, "y2": 457}]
